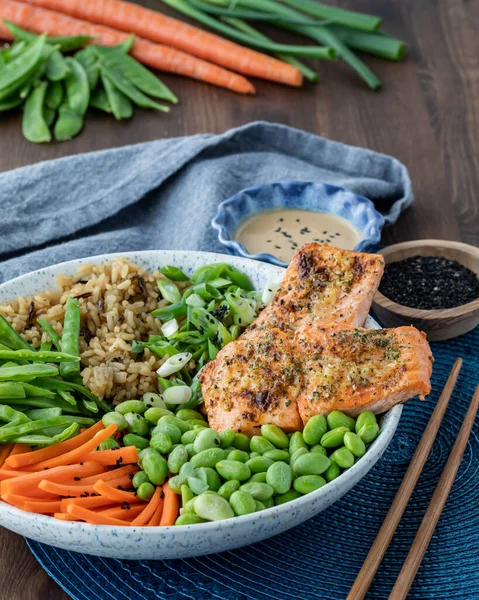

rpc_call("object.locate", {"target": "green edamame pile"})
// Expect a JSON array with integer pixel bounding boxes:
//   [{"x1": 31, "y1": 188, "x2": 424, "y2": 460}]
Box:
[
  {"x1": 102, "y1": 394, "x2": 380, "y2": 524},
  {"x1": 0, "y1": 21, "x2": 177, "y2": 143}
]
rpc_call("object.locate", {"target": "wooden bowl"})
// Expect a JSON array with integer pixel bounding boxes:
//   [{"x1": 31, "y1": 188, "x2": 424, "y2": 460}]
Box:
[{"x1": 372, "y1": 240, "x2": 479, "y2": 341}]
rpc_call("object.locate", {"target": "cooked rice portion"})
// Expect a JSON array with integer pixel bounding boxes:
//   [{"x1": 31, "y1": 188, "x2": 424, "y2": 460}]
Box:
[{"x1": 0, "y1": 259, "x2": 177, "y2": 403}]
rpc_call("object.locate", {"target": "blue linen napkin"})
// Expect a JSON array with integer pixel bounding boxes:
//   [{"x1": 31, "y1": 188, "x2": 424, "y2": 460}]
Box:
[{"x1": 0, "y1": 121, "x2": 412, "y2": 281}]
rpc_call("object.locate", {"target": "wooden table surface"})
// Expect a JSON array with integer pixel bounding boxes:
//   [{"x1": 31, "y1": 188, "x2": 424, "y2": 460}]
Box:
[{"x1": 0, "y1": 0, "x2": 478, "y2": 598}]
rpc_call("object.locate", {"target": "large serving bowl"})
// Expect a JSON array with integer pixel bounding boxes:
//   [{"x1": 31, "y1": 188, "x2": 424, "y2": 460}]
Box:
[{"x1": 0, "y1": 250, "x2": 402, "y2": 560}]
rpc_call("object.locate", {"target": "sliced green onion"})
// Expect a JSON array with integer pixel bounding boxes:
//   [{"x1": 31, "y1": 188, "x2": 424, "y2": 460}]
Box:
[
  {"x1": 186, "y1": 294, "x2": 206, "y2": 307},
  {"x1": 208, "y1": 339, "x2": 219, "y2": 360},
  {"x1": 161, "y1": 318, "x2": 179, "y2": 339},
  {"x1": 190, "y1": 263, "x2": 226, "y2": 284},
  {"x1": 225, "y1": 292, "x2": 257, "y2": 326},
  {"x1": 158, "y1": 279, "x2": 182, "y2": 304},
  {"x1": 151, "y1": 303, "x2": 187, "y2": 321},
  {"x1": 163, "y1": 385, "x2": 192, "y2": 405},
  {"x1": 157, "y1": 352, "x2": 192, "y2": 377},
  {"x1": 159, "y1": 265, "x2": 189, "y2": 281},
  {"x1": 206, "y1": 277, "x2": 232, "y2": 288}
]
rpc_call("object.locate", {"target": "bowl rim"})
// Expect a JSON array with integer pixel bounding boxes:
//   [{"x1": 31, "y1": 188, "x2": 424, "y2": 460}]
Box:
[
  {"x1": 373, "y1": 239, "x2": 479, "y2": 318},
  {"x1": 212, "y1": 181, "x2": 385, "y2": 267},
  {"x1": 0, "y1": 249, "x2": 402, "y2": 537}
]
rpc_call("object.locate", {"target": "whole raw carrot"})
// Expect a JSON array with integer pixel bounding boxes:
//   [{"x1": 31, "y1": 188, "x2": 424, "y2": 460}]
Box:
[
  {"x1": 23, "y1": 0, "x2": 302, "y2": 86},
  {"x1": 0, "y1": 20, "x2": 12, "y2": 38},
  {"x1": 0, "y1": 0, "x2": 256, "y2": 94}
]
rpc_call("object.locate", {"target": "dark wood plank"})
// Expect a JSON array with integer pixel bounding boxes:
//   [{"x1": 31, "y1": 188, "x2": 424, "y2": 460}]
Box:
[{"x1": 0, "y1": 0, "x2": 478, "y2": 598}]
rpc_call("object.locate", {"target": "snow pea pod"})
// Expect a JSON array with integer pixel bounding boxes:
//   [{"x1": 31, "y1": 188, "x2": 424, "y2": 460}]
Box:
[
  {"x1": 43, "y1": 107, "x2": 56, "y2": 128},
  {"x1": 0, "y1": 93, "x2": 23, "y2": 111},
  {"x1": 74, "y1": 47, "x2": 100, "y2": 90},
  {"x1": 89, "y1": 84, "x2": 112, "y2": 113},
  {"x1": 22, "y1": 82, "x2": 51, "y2": 144},
  {"x1": 60, "y1": 298, "x2": 81, "y2": 377},
  {"x1": 101, "y1": 73, "x2": 133, "y2": 119},
  {"x1": 64, "y1": 58, "x2": 90, "y2": 116},
  {"x1": 46, "y1": 49, "x2": 71, "y2": 82},
  {"x1": 0, "y1": 35, "x2": 47, "y2": 101},
  {"x1": 54, "y1": 101, "x2": 83, "y2": 142}
]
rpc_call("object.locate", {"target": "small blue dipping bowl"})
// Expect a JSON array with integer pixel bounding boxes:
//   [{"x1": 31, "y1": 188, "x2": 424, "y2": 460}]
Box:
[{"x1": 212, "y1": 181, "x2": 385, "y2": 267}]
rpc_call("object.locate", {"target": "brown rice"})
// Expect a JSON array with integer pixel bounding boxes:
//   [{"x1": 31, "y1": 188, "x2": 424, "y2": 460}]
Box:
[{"x1": 0, "y1": 258, "x2": 181, "y2": 404}]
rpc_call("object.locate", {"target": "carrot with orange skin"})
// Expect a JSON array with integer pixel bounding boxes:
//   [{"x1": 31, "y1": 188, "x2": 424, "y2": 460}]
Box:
[
  {"x1": 83, "y1": 446, "x2": 139, "y2": 466},
  {"x1": 0, "y1": 444, "x2": 14, "y2": 469},
  {"x1": 66, "y1": 504, "x2": 132, "y2": 525},
  {"x1": 159, "y1": 482, "x2": 179, "y2": 526},
  {"x1": 130, "y1": 486, "x2": 162, "y2": 526},
  {"x1": 92, "y1": 480, "x2": 137, "y2": 503},
  {"x1": 0, "y1": 20, "x2": 12, "y2": 39},
  {"x1": 39, "y1": 474, "x2": 133, "y2": 497},
  {"x1": 5, "y1": 421, "x2": 104, "y2": 469},
  {"x1": 0, "y1": 0, "x2": 255, "y2": 94}
]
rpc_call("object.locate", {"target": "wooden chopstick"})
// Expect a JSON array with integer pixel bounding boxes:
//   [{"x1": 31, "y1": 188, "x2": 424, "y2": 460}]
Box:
[
  {"x1": 389, "y1": 384, "x2": 479, "y2": 599},
  {"x1": 347, "y1": 357, "x2": 463, "y2": 600}
]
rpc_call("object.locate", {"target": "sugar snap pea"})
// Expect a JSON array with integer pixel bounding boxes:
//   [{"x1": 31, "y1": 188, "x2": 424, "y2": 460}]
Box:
[
  {"x1": 0, "y1": 382, "x2": 26, "y2": 398},
  {"x1": 44, "y1": 107, "x2": 56, "y2": 128},
  {"x1": 0, "y1": 416, "x2": 79, "y2": 442},
  {"x1": 0, "y1": 93, "x2": 23, "y2": 111},
  {"x1": 60, "y1": 298, "x2": 81, "y2": 377},
  {"x1": 0, "y1": 314, "x2": 33, "y2": 351},
  {"x1": 0, "y1": 404, "x2": 30, "y2": 424},
  {"x1": 46, "y1": 49, "x2": 71, "y2": 82},
  {"x1": 64, "y1": 58, "x2": 90, "y2": 116},
  {"x1": 37, "y1": 318, "x2": 61, "y2": 349},
  {"x1": 54, "y1": 101, "x2": 84, "y2": 141},
  {"x1": 22, "y1": 82, "x2": 51, "y2": 144},
  {"x1": 0, "y1": 364, "x2": 58, "y2": 381},
  {"x1": 4, "y1": 22, "x2": 91, "y2": 53},
  {"x1": 0, "y1": 35, "x2": 47, "y2": 101},
  {"x1": 101, "y1": 73, "x2": 133, "y2": 119},
  {"x1": 74, "y1": 47, "x2": 100, "y2": 90}
]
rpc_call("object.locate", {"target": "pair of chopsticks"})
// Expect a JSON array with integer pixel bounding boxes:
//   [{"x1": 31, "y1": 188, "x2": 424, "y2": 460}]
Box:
[{"x1": 348, "y1": 358, "x2": 479, "y2": 600}]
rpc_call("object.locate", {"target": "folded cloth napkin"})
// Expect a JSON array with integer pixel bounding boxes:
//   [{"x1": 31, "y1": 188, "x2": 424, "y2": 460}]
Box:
[{"x1": 0, "y1": 121, "x2": 412, "y2": 282}]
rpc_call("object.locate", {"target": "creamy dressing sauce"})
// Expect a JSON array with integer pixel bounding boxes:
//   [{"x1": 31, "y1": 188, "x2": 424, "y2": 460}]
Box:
[{"x1": 235, "y1": 208, "x2": 362, "y2": 262}]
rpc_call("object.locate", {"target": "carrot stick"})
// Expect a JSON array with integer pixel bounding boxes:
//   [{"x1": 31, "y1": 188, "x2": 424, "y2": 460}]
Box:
[
  {"x1": 159, "y1": 482, "x2": 179, "y2": 526},
  {"x1": 23, "y1": 499, "x2": 63, "y2": 513},
  {"x1": 79, "y1": 464, "x2": 137, "y2": 485},
  {"x1": 9, "y1": 443, "x2": 31, "y2": 456},
  {"x1": 60, "y1": 496, "x2": 117, "y2": 511},
  {"x1": 92, "y1": 480, "x2": 137, "y2": 503},
  {"x1": 99, "y1": 504, "x2": 146, "y2": 520},
  {"x1": 1, "y1": 492, "x2": 27, "y2": 509},
  {"x1": 66, "y1": 503, "x2": 132, "y2": 525},
  {"x1": 54, "y1": 512, "x2": 81, "y2": 521},
  {"x1": 0, "y1": 469, "x2": 29, "y2": 482},
  {"x1": 32, "y1": 424, "x2": 117, "y2": 470},
  {"x1": 1, "y1": 461, "x2": 104, "y2": 495},
  {"x1": 39, "y1": 474, "x2": 133, "y2": 497},
  {"x1": 130, "y1": 486, "x2": 162, "y2": 526},
  {"x1": 0, "y1": 0, "x2": 255, "y2": 94},
  {"x1": 5, "y1": 421, "x2": 104, "y2": 469},
  {"x1": 148, "y1": 502, "x2": 163, "y2": 526},
  {"x1": 23, "y1": 0, "x2": 302, "y2": 86},
  {"x1": 0, "y1": 444, "x2": 14, "y2": 469},
  {"x1": 84, "y1": 446, "x2": 138, "y2": 466}
]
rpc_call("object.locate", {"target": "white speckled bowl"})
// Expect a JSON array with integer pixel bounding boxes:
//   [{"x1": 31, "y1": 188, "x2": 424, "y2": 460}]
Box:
[{"x1": 0, "y1": 251, "x2": 402, "y2": 560}]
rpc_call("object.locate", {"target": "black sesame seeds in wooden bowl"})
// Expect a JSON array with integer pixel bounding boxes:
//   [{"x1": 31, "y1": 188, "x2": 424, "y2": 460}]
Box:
[{"x1": 372, "y1": 240, "x2": 479, "y2": 341}]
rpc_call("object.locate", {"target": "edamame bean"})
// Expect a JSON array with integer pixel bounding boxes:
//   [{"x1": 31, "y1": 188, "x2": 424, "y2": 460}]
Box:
[
  {"x1": 240, "y1": 482, "x2": 274, "y2": 501},
  {"x1": 293, "y1": 475, "x2": 326, "y2": 494},
  {"x1": 249, "y1": 452, "x2": 260, "y2": 459},
  {"x1": 142, "y1": 452, "x2": 168, "y2": 485},
  {"x1": 250, "y1": 435, "x2": 275, "y2": 455},
  {"x1": 330, "y1": 447, "x2": 355, "y2": 469},
  {"x1": 132, "y1": 471, "x2": 150, "y2": 489},
  {"x1": 324, "y1": 460, "x2": 340, "y2": 482},
  {"x1": 181, "y1": 429, "x2": 201, "y2": 444},
  {"x1": 167, "y1": 475, "x2": 184, "y2": 494},
  {"x1": 275, "y1": 490, "x2": 301, "y2": 505},
  {"x1": 190, "y1": 448, "x2": 225, "y2": 468},
  {"x1": 227, "y1": 449, "x2": 249, "y2": 463},
  {"x1": 123, "y1": 433, "x2": 149, "y2": 450},
  {"x1": 263, "y1": 449, "x2": 290, "y2": 462},
  {"x1": 190, "y1": 420, "x2": 209, "y2": 429},
  {"x1": 262, "y1": 496, "x2": 274, "y2": 509},
  {"x1": 219, "y1": 429, "x2": 235, "y2": 448},
  {"x1": 246, "y1": 456, "x2": 274, "y2": 473},
  {"x1": 289, "y1": 431, "x2": 307, "y2": 455},
  {"x1": 102, "y1": 411, "x2": 128, "y2": 430},
  {"x1": 327, "y1": 410, "x2": 356, "y2": 431},
  {"x1": 144, "y1": 407, "x2": 173, "y2": 425},
  {"x1": 179, "y1": 462, "x2": 197, "y2": 479},
  {"x1": 181, "y1": 484, "x2": 194, "y2": 506},
  {"x1": 125, "y1": 413, "x2": 149, "y2": 437},
  {"x1": 232, "y1": 433, "x2": 250, "y2": 451},
  {"x1": 290, "y1": 447, "x2": 308, "y2": 469},
  {"x1": 115, "y1": 400, "x2": 146, "y2": 415},
  {"x1": 310, "y1": 445, "x2": 327, "y2": 457},
  {"x1": 152, "y1": 421, "x2": 181, "y2": 444},
  {"x1": 248, "y1": 472, "x2": 267, "y2": 483},
  {"x1": 137, "y1": 482, "x2": 155, "y2": 501},
  {"x1": 291, "y1": 452, "x2": 330, "y2": 476},
  {"x1": 175, "y1": 514, "x2": 207, "y2": 525},
  {"x1": 160, "y1": 415, "x2": 191, "y2": 434},
  {"x1": 176, "y1": 409, "x2": 204, "y2": 422},
  {"x1": 150, "y1": 431, "x2": 173, "y2": 454},
  {"x1": 185, "y1": 443, "x2": 195, "y2": 457},
  {"x1": 182, "y1": 497, "x2": 196, "y2": 514},
  {"x1": 99, "y1": 437, "x2": 120, "y2": 451},
  {"x1": 261, "y1": 424, "x2": 289, "y2": 449},
  {"x1": 357, "y1": 421, "x2": 380, "y2": 443},
  {"x1": 187, "y1": 476, "x2": 208, "y2": 495},
  {"x1": 193, "y1": 428, "x2": 220, "y2": 453},
  {"x1": 355, "y1": 411, "x2": 377, "y2": 434},
  {"x1": 255, "y1": 500, "x2": 266, "y2": 511},
  {"x1": 320, "y1": 426, "x2": 350, "y2": 448},
  {"x1": 196, "y1": 467, "x2": 221, "y2": 492},
  {"x1": 194, "y1": 493, "x2": 234, "y2": 521},
  {"x1": 266, "y1": 461, "x2": 292, "y2": 494},
  {"x1": 216, "y1": 459, "x2": 251, "y2": 481},
  {"x1": 303, "y1": 415, "x2": 328, "y2": 445},
  {"x1": 344, "y1": 431, "x2": 366, "y2": 458},
  {"x1": 229, "y1": 490, "x2": 256, "y2": 516},
  {"x1": 138, "y1": 447, "x2": 158, "y2": 467},
  {"x1": 168, "y1": 445, "x2": 188, "y2": 473},
  {"x1": 217, "y1": 479, "x2": 240, "y2": 500}
]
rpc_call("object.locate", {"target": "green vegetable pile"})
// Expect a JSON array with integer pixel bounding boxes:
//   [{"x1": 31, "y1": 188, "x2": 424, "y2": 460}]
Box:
[
  {"x1": 101, "y1": 396, "x2": 380, "y2": 521},
  {"x1": 0, "y1": 299, "x2": 107, "y2": 446},
  {"x1": 0, "y1": 21, "x2": 177, "y2": 143}
]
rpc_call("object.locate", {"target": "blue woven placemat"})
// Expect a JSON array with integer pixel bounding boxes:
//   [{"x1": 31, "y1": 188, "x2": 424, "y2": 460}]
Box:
[{"x1": 27, "y1": 328, "x2": 479, "y2": 600}]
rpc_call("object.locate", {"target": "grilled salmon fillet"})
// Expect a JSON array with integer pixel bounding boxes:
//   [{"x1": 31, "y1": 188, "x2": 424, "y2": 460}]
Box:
[
  {"x1": 249, "y1": 243, "x2": 384, "y2": 332},
  {"x1": 295, "y1": 324, "x2": 433, "y2": 423}
]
